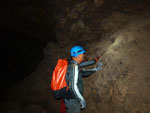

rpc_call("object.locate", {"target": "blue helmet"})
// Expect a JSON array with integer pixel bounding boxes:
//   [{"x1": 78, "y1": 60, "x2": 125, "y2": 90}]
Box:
[{"x1": 70, "y1": 46, "x2": 85, "y2": 57}]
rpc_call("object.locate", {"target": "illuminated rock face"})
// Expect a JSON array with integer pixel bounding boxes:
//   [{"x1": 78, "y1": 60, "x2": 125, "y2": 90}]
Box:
[
  {"x1": 1, "y1": 0, "x2": 150, "y2": 113},
  {"x1": 82, "y1": 19, "x2": 150, "y2": 113}
]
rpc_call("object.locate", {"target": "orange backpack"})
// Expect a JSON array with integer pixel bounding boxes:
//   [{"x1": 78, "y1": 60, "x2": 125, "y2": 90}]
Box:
[{"x1": 51, "y1": 59, "x2": 69, "y2": 99}]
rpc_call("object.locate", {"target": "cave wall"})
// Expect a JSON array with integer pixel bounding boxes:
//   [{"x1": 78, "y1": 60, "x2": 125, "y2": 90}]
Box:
[{"x1": 1, "y1": 0, "x2": 150, "y2": 113}]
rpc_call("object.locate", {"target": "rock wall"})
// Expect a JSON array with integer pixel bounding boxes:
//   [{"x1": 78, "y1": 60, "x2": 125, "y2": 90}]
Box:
[
  {"x1": 1, "y1": 0, "x2": 150, "y2": 113},
  {"x1": 83, "y1": 18, "x2": 150, "y2": 113}
]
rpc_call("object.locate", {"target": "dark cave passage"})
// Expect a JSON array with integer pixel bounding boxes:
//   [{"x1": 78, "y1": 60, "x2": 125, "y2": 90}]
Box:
[
  {"x1": 0, "y1": 28, "x2": 57, "y2": 91},
  {"x1": 0, "y1": 0, "x2": 58, "y2": 92}
]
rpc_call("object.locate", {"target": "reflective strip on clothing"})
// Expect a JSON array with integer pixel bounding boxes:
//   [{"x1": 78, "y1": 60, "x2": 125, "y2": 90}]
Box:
[
  {"x1": 82, "y1": 68, "x2": 97, "y2": 71},
  {"x1": 72, "y1": 64, "x2": 84, "y2": 102}
]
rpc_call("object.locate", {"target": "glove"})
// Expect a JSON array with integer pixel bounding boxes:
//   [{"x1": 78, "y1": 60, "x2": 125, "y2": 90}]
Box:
[
  {"x1": 94, "y1": 56, "x2": 100, "y2": 62},
  {"x1": 81, "y1": 100, "x2": 86, "y2": 109},
  {"x1": 95, "y1": 63, "x2": 103, "y2": 71}
]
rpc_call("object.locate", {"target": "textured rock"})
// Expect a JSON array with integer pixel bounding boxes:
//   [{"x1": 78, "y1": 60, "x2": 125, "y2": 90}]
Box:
[
  {"x1": 1, "y1": 0, "x2": 150, "y2": 113},
  {"x1": 4, "y1": 104, "x2": 46, "y2": 113},
  {"x1": 93, "y1": 0, "x2": 105, "y2": 7},
  {"x1": 83, "y1": 18, "x2": 150, "y2": 113}
]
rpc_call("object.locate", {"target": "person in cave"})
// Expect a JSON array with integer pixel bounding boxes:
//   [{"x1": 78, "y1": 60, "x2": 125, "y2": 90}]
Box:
[{"x1": 63, "y1": 46, "x2": 103, "y2": 113}]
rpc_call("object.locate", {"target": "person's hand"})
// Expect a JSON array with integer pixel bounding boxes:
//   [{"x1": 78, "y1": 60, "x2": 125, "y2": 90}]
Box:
[
  {"x1": 94, "y1": 56, "x2": 100, "y2": 62},
  {"x1": 95, "y1": 63, "x2": 103, "y2": 71},
  {"x1": 81, "y1": 100, "x2": 86, "y2": 109}
]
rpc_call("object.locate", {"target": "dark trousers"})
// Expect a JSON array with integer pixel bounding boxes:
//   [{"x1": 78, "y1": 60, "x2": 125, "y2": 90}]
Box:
[{"x1": 64, "y1": 99, "x2": 80, "y2": 113}]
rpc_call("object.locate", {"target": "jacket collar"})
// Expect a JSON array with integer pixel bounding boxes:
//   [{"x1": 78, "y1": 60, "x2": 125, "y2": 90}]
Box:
[{"x1": 70, "y1": 60, "x2": 78, "y2": 65}]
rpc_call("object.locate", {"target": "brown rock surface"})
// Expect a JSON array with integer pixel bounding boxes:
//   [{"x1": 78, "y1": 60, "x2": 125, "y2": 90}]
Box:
[{"x1": 1, "y1": 0, "x2": 150, "y2": 113}]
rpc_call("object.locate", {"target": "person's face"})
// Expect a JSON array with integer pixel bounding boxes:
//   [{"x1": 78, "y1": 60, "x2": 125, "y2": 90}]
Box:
[{"x1": 79, "y1": 53, "x2": 85, "y2": 63}]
